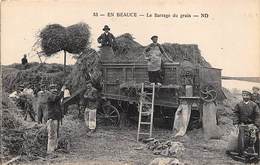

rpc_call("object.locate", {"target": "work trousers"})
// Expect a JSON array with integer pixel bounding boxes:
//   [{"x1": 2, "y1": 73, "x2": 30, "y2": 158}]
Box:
[
  {"x1": 37, "y1": 103, "x2": 48, "y2": 124},
  {"x1": 84, "y1": 108, "x2": 97, "y2": 130},
  {"x1": 148, "y1": 70, "x2": 162, "y2": 84},
  {"x1": 24, "y1": 102, "x2": 36, "y2": 121},
  {"x1": 47, "y1": 119, "x2": 58, "y2": 153}
]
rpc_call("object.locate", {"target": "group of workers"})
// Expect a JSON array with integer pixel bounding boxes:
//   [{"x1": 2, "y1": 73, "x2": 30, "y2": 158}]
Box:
[
  {"x1": 9, "y1": 83, "x2": 66, "y2": 153},
  {"x1": 10, "y1": 78, "x2": 99, "y2": 155},
  {"x1": 98, "y1": 25, "x2": 260, "y2": 158},
  {"x1": 13, "y1": 25, "x2": 260, "y2": 159},
  {"x1": 97, "y1": 25, "x2": 173, "y2": 86}
]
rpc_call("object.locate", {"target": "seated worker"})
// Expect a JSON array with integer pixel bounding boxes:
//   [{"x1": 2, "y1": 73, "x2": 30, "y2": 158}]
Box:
[
  {"x1": 252, "y1": 86, "x2": 260, "y2": 108},
  {"x1": 97, "y1": 25, "x2": 116, "y2": 47},
  {"x1": 144, "y1": 35, "x2": 173, "y2": 85},
  {"x1": 231, "y1": 90, "x2": 260, "y2": 157}
]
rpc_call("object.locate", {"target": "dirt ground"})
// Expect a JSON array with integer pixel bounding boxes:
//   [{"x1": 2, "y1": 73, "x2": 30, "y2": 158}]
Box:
[{"x1": 12, "y1": 113, "x2": 249, "y2": 165}]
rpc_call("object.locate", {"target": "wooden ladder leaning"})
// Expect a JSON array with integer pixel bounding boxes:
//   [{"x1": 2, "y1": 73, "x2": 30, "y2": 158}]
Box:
[{"x1": 137, "y1": 82, "x2": 155, "y2": 141}]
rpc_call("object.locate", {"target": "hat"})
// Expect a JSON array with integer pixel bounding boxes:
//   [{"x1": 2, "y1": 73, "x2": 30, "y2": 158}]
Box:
[
  {"x1": 49, "y1": 83, "x2": 57, "y2": 87},
  {"x1": 17, "y1": 84, "x2": 24, "y2": 90},
  {"x1": 252, "y1": 86, "x2": 260, "y2": 91},
  {"x1": 103, "y1": 25, "x2": 110, "y2": 31},
  {"x1": 49, "y1": 84, "x2": 57, "y2": 90},
  {"x1": 242, "y1": 90, "x2": 251, "y2": 95},
  {"x1": 50, "y1": 88, "x2": 58, "y2": 95},
  {"x1": 18, "y1": 84, "x2": 25, "y2": 87},
  {"x1": 151, "y1": 35, "x2": 158, "y2": 40}
]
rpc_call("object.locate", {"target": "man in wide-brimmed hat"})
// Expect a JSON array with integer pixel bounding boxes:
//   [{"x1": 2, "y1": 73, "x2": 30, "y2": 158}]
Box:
[
  {"x1": 97, "y1": 25, "x2": 116, "y2": 47},
  {"x1": 144, "y1": 35, "x2": 173, "y2": 85},
  {"x1": 252, "y1": 86, "x2": 260, "y2": 107}
]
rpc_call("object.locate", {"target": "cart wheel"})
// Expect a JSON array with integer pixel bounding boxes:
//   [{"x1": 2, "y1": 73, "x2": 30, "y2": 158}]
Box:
[
  {"x1": 97, "y1": 104, "x2": 120, "y2": 126},
  {"x1": 200, "y1": 85, "x2": 217, "y2": 102}
]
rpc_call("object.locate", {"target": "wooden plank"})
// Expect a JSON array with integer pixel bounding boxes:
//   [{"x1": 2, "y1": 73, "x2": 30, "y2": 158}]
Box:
[
  {"x1": 101, "y1": 62, "x2": 180, "y2": 66},
  {"x1": 102, "y1": 93, "x2": 179, "y2": 108},
  {"x1": 132, "y1": 67, "x2": 134, "y2": 80},
  {"x1": 123, "y1": 68, "x2": 126, "y2": 82},
  {"x1": 104, "y1": 68, "x2": 107, "y2": 93}
]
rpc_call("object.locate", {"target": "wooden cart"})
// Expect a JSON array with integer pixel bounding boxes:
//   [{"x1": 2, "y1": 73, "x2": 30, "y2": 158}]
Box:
[{"x1": 99, "y1": 60, "x2": 225, "y2": 127}]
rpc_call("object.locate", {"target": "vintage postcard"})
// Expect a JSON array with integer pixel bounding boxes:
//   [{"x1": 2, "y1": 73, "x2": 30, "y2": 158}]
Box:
[{"x1": 1, "y1": 0, "x2": 260, "y2": 165}]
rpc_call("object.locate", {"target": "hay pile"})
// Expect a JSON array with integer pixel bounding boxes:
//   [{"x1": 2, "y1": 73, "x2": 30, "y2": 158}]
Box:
[
  {"x1": 2, "y1": 92, "x2": 73, "y2": 162},
  {"x1": 218, "y1": 87, "x2": 240, "y2": 128},
  {"x1": 104, "y1": 33, "x2": 211, "y2": 67},
  {"x1": 107, "y1": 33, "x2": 145, "y2": 62},
  {"x1": 66, "y1": 48, "x2": 101, "y2": 92},
  {"x1": 1, "y1": 92, "x2": 47, "y2": 159},
  {"x1": 1, "y1": 92, "x2": 23, "y2": 129},
  {"x1": 161, "y1": 43, "x2": 211, "y2": 67},
  {"x1": 39, "y1": 22, "x2": 90, "y2": 56},
  {"x1": 113, "y1": 33, "x2": 143, "y2": 55},
  {"x1": 0, "y1": 93, "x2": 25, "y2": 157},
  {"x1": 2, "y1": 63, "x2": 72, "y2": 93},
  {"x1": 39, "y1": 24, "x2": 67, "y2": 56}
]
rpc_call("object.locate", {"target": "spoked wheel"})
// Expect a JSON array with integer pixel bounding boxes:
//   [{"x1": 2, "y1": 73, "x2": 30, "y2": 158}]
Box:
[
  {"x1": 200, "y1": 85, "x2": 217, "y2": 102},
  {"x1": 97, "y1": 104, "x2": 120, "y2": 126}
]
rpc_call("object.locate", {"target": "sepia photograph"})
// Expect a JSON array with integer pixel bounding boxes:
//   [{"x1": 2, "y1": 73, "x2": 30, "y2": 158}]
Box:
[{"x1": 1, "y1": 0, "x2": 260, "y2": 164}]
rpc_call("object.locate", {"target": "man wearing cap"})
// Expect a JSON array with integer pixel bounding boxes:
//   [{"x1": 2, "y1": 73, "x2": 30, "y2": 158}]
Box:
[
  {"x1": 97, "y1": 25, "x2": 116, "y2": 47},
  {"x1": 46, "y1": 84, "x2": 64, "y2": 154},
  {"x1": 144, "y1": 35, "x2": 173, "y2": 85},
  {"x1": 232, "y1": 90, "x2": 260, "y2": 156},
  {"x1": 83, "y1": 83, "x2": 99, "y2": 135},
  {"x1": 251, "y1": 86, "x2": 260, "y2": 108},
  {"x1": 233, "y1": 90, "x2": 260, "y2": 126}
]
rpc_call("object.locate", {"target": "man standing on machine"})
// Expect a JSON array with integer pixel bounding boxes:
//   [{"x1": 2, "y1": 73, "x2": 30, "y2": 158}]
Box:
[
  {"x1": 97, "y1": 25, "x2": 116, "y2": 62},
  {"x1": 144, "y1": 35, "x2": 173, "y2": 85}
]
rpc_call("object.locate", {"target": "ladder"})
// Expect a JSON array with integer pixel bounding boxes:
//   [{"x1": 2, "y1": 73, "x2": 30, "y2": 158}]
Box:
[{"x1": 137, "y1": 83, "x2": 155, "y2": 141}]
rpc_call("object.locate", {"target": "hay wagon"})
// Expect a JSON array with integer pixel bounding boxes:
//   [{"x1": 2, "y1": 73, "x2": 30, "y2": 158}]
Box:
[
  {"x1": 63, "y1": 46, "x2": 225, "y2": 128},
  {"x1": 98, "y1": 58, "x2": 225, "y2": 127}
]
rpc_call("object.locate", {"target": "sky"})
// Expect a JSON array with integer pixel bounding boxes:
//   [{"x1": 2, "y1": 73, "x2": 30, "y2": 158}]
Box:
[{"x1": 1, "y1": 0, "x2": 260, "y2": 90}]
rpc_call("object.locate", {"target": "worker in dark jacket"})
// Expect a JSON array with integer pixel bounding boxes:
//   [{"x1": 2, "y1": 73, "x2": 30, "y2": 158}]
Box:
[
  {"x1": 46, "y1": 84, "x2": 64, "y2": 154},
  {"x1": 21, "y1": 54, "x2": 28, "y2": 65},
  {"x1": 144, "y1": 35, "x2": 173, "y2": 85},
  {"x1": 233, "y1": 90, "x2": 260, "y2": 155},
  {"x1": 97, "y1": 25, "x2": 116, "y2": 47},
  {"x1": 233, "y1": 91, "x2": 260, "y2": 126},
  {"x1": 251, "y1": 86, "x2": 260, "y2": 108}
]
